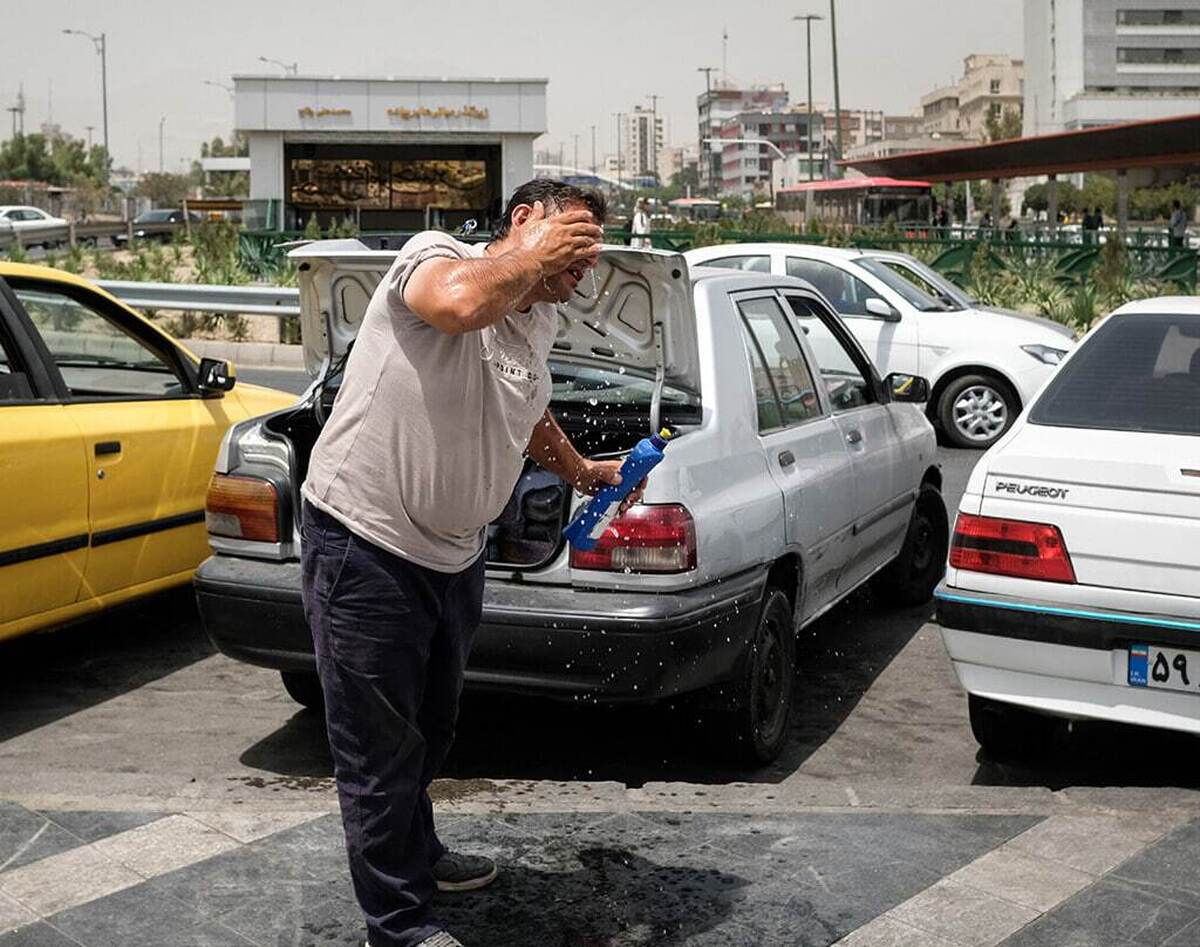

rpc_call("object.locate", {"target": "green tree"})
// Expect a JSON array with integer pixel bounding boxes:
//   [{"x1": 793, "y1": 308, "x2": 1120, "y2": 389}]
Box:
[
  {"x1": 136, "y1": 172, "x2": 191, "y2": 207},
  {"x1": 0, "y1": 130, "x2": 108, "y2": 185},
  {"x1": 985, "y1": 107, "x2": 1023, "y2": 143}
]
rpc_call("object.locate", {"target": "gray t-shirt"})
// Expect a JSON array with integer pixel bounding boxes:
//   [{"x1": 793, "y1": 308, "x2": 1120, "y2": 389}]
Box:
[{"x1": 302, "y1": 231, "x2": 559, "y2": 572}]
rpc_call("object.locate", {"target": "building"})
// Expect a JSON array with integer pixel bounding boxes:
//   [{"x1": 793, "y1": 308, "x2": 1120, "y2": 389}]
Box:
[
  {"x1": 697, "y1": 82, "x2": 789, "y2": 193},
  {"x1": 920, "y1": 55, "x2": 1024, "y2": 141},
  {"x1": 235, "y1": 74, "x2": 547, "y2": 231},
  {"x1": 844, "y1": 134, "x2": 967, "y2": 162},
  {"x1": 660, "y1": 143, "x2": 700, "y2": 186},
  {"x1": 717, "y1": 109, "x2": 823, "y2": 198},
  {"x1": 622, "y1": 107, "x2": 664, "y2": 181},
  {"x1": 1024, "y1": 0, "x2": 1200, "y2": 133},
  {"x1": 827, "y1": 108, "x2": 886, "y2": 151},
  {"x1": 883, "y1": 114, "x2": 925, "y2": 139}
]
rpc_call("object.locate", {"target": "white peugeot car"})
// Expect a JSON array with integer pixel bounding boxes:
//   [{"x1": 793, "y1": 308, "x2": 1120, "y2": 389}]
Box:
[
  {"x1": 937, "y1": 297, "x2": 1200, "y2": 758},
  {"x1": 0, "y1": 205, "x2": 69, "y2": 249},
  {"x1": 686, "y1": 243, "x2": 1076, "y2": 450}
]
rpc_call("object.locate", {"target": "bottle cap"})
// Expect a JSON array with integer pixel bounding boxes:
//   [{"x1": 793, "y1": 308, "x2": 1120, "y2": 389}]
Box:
[{"x1": 658, "y1": 427, "x2": 673, "y2": 440}]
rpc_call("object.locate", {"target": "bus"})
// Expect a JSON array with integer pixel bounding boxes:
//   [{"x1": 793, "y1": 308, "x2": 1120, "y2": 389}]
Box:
[{"x1": 777, "y1": 176, "x2": 933, "y2": 228}]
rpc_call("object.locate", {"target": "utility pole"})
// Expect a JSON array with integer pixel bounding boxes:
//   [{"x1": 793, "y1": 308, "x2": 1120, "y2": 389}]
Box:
[
  {"x1": 793, "y1": 14, "x2": 823, "y2": 182},
  {"x1": 63, "y1": 30, "x2": 108, "y2": 179},
  {"x1": 158, "y1": 116, "x2": 165, "y2": 172},
  {"x1": 828, "y1": 0, "x2": 844, "y2": 176},
  {"x1": 646, "y1": 93, "x2": 660, "y2": 183},
  {"x1": 85, "y1": 125, "x2": 94, "y2": 148},
  {"x1": 590, "y1": 124, "x2": 596, "y2": 174},
  {"x1": 258, "y1": 56, "x2": 298, "y2": 75},
  {"x1": 572, "y1": 133, "x2": 579, "y2": 176},
  {"x1": 612, "y1": 112, "x2": 625, "y2": 189},
  {"x1": 722, "y1": 26, "x2": 729, "y2": 81},
  {"x1": 697, "y1": 67, "x2": 718, "y2": 196}
]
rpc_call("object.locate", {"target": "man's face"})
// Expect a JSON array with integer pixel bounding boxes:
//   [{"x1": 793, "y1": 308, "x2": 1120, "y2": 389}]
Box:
[{"x1": 539, "y1": 200, "x2": 601, "y2": 303}]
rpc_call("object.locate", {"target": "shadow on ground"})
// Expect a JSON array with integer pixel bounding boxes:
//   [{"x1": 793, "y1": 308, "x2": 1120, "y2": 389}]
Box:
[{"x1": 0, "y1": 589, "x2": 214, "y2": 742}]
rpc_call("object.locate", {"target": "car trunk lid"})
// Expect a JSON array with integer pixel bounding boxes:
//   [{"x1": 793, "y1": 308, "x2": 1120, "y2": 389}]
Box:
[{"x1": 979, "y1": 424, "x2": 1200, "y2": 597}]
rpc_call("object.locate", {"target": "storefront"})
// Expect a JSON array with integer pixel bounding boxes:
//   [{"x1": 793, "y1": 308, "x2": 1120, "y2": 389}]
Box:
[{"x1": 234, "y1": 75, "x2": 547, "y2": 231}]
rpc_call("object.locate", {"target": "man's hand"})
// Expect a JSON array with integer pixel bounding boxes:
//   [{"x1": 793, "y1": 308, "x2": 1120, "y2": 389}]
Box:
[
  {"x1": 510, "y1": 201, "x2": 604, "y2": 277},
  {"x1": 572, "y1": 459, "x2": 647, "y2": 516}
]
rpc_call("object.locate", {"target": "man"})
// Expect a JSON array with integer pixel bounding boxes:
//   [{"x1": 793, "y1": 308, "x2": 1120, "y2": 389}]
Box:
[
  {"x1": 631, "y1": 197, "x2": 652, "y2": 249},
  {"x1": 1169, "y1": 199, "x2": 1189, "y2": 249},
  {"x1": 300, "y1": 181, "x2": 634, "y2": 947}
]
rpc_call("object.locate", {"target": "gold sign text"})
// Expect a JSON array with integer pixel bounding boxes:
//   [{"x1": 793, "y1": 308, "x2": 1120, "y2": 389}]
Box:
[
  {"x1": 298, "y1": 107, "x2": 352, "y2": 118},
  {"x1": 387, "y1": 105, "x2": 489, "y2": 120}
]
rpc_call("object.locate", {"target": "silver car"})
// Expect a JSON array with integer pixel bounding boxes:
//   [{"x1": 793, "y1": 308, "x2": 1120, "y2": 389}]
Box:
[{"x1": 195, "y1": 243, "x2": 947, "y2": 764}]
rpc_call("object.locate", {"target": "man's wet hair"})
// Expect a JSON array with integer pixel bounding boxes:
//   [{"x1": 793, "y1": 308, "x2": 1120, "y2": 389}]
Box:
[{"x1": 493, "y1": 180, "x2": 607, "y2": 240}]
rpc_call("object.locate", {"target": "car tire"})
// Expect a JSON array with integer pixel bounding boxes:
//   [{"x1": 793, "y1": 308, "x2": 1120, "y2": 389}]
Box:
[
  {"x1": 936, "y1": 373, "x2": 1019, "y2": 449},
  {"x1": 968, "y1": 694, "x2": 1059, "y2": 760},
  {"x1": 280, "y1": 670, "x2": 324, "y2": 711},
  {"x1": 875, "y1": 484, "x2": 949, "y2": 607},
  {"x1": 721, "y1": 587, "x2": 796, "y2": 766}
]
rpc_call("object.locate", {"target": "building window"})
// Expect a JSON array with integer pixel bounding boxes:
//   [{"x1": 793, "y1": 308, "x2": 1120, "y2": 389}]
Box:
[
  {"x1": 1117, "y1": 9, "x2": 1200, "y2": 26},
  {"x1": 989, "y1": 79, "x2": 1001, "y2": 94},
  {"x1": 1117, "y1": 46, "x2": 1200, "y2": 64}
]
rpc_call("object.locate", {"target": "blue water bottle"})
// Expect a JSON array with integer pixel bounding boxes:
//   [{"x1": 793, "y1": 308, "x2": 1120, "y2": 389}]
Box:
[{"x1": 563, "y1": 428, "x2": 675, "y2": 552}]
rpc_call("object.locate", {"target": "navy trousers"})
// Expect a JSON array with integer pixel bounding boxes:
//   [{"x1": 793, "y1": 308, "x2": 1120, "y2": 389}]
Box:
[{"x1": 300, "y1": 501, "x2": 485, "y2": 947}]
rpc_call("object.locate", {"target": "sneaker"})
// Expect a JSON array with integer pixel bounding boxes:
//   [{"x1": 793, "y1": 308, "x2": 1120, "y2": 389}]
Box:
[
  {"x1": 432, "y1": 851, "x2": 498, "y2": 892},
  {"x1": 367, "y1": 937, "x2": 463, "y2": 947}
]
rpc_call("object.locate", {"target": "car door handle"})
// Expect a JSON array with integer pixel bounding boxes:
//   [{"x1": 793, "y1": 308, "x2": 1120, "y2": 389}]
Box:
[
  {"x1": 778, "y1": 450, "x2": 796, "y2": 468},
  {"x1": 845, "y1": 429, "x2": 863, "y2": 445},
  {"x1": 95, "y1": 441, "x2": 121, "y2": 457}
]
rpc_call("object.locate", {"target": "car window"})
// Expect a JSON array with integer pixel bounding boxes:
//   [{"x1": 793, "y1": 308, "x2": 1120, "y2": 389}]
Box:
[
  {"x1": 785, "y1": 295, "x2": 878, "y2": 411},
  {"x1": 855, "y1": 257, "x2": 949, "y2": 312},
  {"x1": 1030, "y1": 314, "x2": 1200, "y2": 436},
  {"x1": 737, "y1": 296, "x2": 822, "y2": 432},
  {"x1": 872, "y1": 258, "x2": 968, "y2": 309},
  {"x1": 703, "y1": 254, "x2": 772, "y2": 273},
  {"x1": 0, "y1": 322, "x2": 34, "y2": 402},
  {"x1": 10, "y1": 284, "x2": 187, "y2": 400},
  {"x1": 785, "y1": 257, "x2": 883, "y2": 317}
]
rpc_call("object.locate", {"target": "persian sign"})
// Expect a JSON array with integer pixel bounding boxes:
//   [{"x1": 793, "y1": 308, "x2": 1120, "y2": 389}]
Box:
[
  {"x1": 387, "y1": 105, "x2": 489, "y2": 120},
  {"x1": 297, "y1": 107, "x2": 352, "y2": 118}
]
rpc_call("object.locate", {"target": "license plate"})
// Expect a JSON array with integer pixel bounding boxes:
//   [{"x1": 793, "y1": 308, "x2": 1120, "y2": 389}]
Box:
[{"x1": 1128, "y1": 644, "x2": 1200, "y2": 693}]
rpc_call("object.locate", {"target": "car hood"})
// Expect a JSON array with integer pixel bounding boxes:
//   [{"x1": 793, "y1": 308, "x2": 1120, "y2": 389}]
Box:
[
  {"x1": 973, "y1": 304, "x2": 1077, "y2": 341},
  {"x1": 290, "y1": 239, "x2": 701, "y2": 396}
]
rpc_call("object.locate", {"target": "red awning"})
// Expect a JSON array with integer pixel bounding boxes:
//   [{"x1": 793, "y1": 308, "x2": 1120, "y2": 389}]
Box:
[{"x1": 778, "y1": 176, "x2": 931, "y2": 193}]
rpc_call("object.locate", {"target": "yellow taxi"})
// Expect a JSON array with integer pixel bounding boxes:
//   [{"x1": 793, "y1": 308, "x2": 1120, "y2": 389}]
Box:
[{"x1": 0, "y1": 262, "x2": 296, "y2": 641}]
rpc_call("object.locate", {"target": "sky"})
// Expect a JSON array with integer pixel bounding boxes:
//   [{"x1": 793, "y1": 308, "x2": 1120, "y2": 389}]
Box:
[{"x1": 3, "y1": 0, "x2": 1022, "y2": 173}]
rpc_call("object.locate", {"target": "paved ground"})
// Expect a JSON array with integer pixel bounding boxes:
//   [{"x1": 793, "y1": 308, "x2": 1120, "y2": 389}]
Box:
[{"x1": 2, "y1": 443, "x2": 1199, "y2": 946}]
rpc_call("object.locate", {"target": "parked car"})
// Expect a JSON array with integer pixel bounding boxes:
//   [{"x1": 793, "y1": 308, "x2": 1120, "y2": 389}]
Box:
[
  {"x1": 0, "y1": 206, "x2": 69, "y2": 249},
  {"x1": 936, "y1": 296, "x2": 1200, "y2": 759},
  {"x1": 194, "y1": 242, "x2": 948, "y2": 764},
  {"x1": 112, "y1": 209, "x2": 201, "y2": 247},
  {"x1": 0, "y1": 263, "x2": 296, "y2": 643},
  {"x1": 685, "y1": 243, "x2": 1076, "y2": 450}
]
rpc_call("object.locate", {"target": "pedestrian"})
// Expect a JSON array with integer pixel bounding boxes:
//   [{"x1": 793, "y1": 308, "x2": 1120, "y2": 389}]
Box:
[
  {"x1": 300, "y1": 180, "x2": 637, "y2": 947},
  {"x1": 1082, "y1": 207, "x2": 1097, "y2": 244},
  {"x1": 1169, "y1": 199, "x2": 1189, "y2": 249},
  {"x1": 631, "y1": 197, "x2": 652, "y2": 249}
]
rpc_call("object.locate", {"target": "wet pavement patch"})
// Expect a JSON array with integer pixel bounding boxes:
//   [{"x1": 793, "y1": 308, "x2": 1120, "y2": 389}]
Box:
[{"x1": 0, "y1": 808, "x2": 1039, "y2": 946}]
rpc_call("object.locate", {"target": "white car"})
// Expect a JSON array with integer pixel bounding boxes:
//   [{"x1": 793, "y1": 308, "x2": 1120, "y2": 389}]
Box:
[
  {"x1": 685, "y1": 243, "x2": 1076, "y2": 449},
  {"x1": 936, "y1": 297, "x2": 1200, "y2": 758},
  {"x1": 194, "y1": 242, "x2": 947, "y2": 764},
  {"x1": 0, "y1": 205, "x2": 69, "y2": 249}
]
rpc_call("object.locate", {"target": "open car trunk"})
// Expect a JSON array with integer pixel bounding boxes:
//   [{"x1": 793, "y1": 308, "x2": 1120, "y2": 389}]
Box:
[{"x1": 271, "y1": 240, "x2": 702, "y2": 569}]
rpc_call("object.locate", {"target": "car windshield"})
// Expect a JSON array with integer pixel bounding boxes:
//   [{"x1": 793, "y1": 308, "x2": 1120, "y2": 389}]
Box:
[
  {"x1": 550, "y1": 362, "x2": 698, "y2": 413},
  {"x1": 136, "y1": 210, "x2": 176, "y2": 222},
  {"x1": 855, "y1": 257, "x2": 954, "y2": 311},
  {"x1": 1030, "y1": 313, "x2": 1200, "y2": 436},
  {"x1": 869, "y1": 256, "x2": 972, "y2": 309}
]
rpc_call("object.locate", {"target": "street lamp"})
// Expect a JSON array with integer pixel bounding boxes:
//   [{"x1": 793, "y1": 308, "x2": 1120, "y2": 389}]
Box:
[
  {"x1": 63, "y1": 29, "x2": 108, "y2": 176},
  {"x1": 204, "y1": 80, "x2": 235, "y2": 99},
  {"x1": 828, "y1": 0, "x2": 844, "y2": 176},
  {"x1": 704, "y1": 136, "x2": 786, "y2": 206},
  {"x1": 258, "y1": 56, "x2": 298, "y2": 76},
  {"x1": 158, "y1": 116, "x2": 166, "y2": 173},
  {"x1": 792, "y1": 14, "x2": 823, "y2": 182}
]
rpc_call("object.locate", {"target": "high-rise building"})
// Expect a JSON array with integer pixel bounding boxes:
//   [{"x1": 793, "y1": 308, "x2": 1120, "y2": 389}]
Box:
[
  {"x1": 697, "y1": 83, "x2": 789, "y2": 193},
  {"x1": 1024, "y1": 0, "x2": 1200, "y2": 134},
  {"x1": 717, "y1": 109, "x2": 823, "y2": 198},
  {"x1": 622, "y1": 107, "x2": 664, "y2": 181}
]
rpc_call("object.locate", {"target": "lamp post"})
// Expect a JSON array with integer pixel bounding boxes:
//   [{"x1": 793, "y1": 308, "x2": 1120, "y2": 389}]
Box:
[
  {"x1": 792, "y1": 14, "x2": 823, "y2": 181},
  {"x1": 613, "y1": 112, "x2": 625, "y2": 189},
  {"x1": 572, "y1": 133, "x2": 579, "y2": 177},
  {"x1": 62, "y1": 29, "x2": 108, "y2": 177},
  {"x1": 158, "y1": 116, "x2": 165, "y2": 173},
  {"x1": 258, "y1": 56, "x2": 298, "y2": 76},
  {"x1": 204, "y1": 80, "x2": 235, "y2": 99},
  {"x1": 697, "y1": 66, "x2": 717, "y2": 195},
  {"x1": 828, "y1": 0, "x2": 844, "y2": 176},
  {"x1": 590, "y1": 124, "x2": 597, "y2": 175},
  {"x1": 704, "y1": 136, "x2": 786, "y2": 206},
  {"x1": 646, "y1": 93, "x2": 660, "y2": 182}
]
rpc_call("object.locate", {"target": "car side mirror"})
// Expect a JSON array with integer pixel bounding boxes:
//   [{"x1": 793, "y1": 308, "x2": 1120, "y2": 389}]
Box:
[
  {"x1": 865, "y1": 297, "x2": 901, "y2": 322},
  {"x1": 197, "y1": 357, "x2": 237, "y2": 395},
  {"x1": 887, "y1": 372, "x2": 929, "y2": 403}
]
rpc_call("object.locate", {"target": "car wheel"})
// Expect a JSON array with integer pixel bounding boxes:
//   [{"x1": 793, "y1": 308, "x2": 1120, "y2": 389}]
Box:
[
  {"x1": 968, "y1": 694, "x2": 1059, "y2": 761},
  {"x1": 280, "y1": 670, "x2": 324, "y2": 711},
  {"x1": 875, "y1": 484, "x2": 949, "y2": 607},
  {"x1": 936, "y1": 373, "x2": 1018, "y2": 449},
  {"x1": 721, "y1": 587, "x2": 795, "y2": 766}
]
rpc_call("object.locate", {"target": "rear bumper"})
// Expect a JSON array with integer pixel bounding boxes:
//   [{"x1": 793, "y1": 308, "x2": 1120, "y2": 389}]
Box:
[
  {"x1": 195, "y1": 554, "x2": 766, "y2": 702},
  {"x1": 936, "y1": 585, "x2": 1200, "y2": 734}
]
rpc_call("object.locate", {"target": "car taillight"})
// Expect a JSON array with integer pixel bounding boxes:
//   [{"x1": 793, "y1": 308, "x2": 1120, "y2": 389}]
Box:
[
  {"x1": 570, "y1": 504, "x2": 696, "y2": 574},
  {"x1": 949, "y1": 512, "x2": 1075, "y2": 583},
  {"x1": 205, "y1": 474, "x2": 280, "y2": 543}
]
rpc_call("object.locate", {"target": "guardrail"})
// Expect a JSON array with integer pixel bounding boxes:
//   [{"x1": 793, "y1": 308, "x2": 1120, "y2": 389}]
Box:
[
  {"x1": 96, "y1": 280, "x2": 300, "y2": 318},
  {"x1": 0, "y1": 220, "x2": 182, "y2": 251}
]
